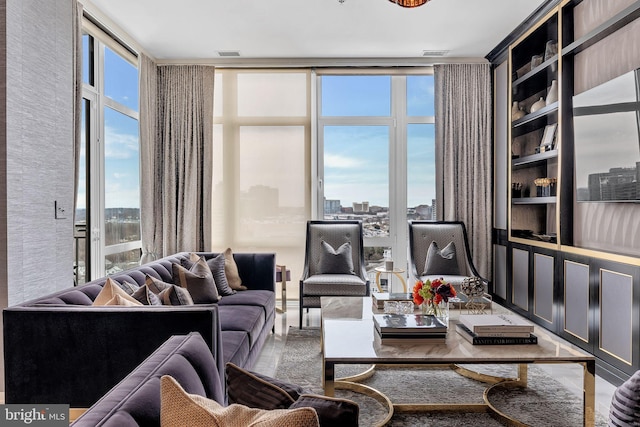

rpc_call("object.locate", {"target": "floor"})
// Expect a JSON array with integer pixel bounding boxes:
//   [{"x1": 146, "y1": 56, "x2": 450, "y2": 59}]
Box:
[{"x1": 253, "y1": 300, "x2": 617, "y2": 423}]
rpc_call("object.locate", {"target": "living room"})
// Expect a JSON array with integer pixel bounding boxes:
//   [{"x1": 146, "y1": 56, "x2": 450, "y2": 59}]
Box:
[{"x1": 1, "y1": 0, "x2": 639, "y2": 425}]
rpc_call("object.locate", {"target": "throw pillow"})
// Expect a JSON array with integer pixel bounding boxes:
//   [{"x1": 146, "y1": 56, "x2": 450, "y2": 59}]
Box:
[
  {"x1": 318, "y1": 241, "x2": 355, "y2": 275},
  {"x1": 117, "y1": 280, "x2": 140, "y2": 295},
  {"x1": 224, "y1": 248, "x2": 247, "y2": 291},
  {"x1": 103, "y1": 294, "x2": 143, "y2": 306},
  {"x1": 131, "y1": 284, "x2": 163, "y2": 306},
  {"x1": 160, "y1": 375, "x2": 319, "y2": 427},
  {"x1": 93, "y1": 277, "x2": 141, "y2": 306},
  {"x1": 609, "y1": 369, "x2": 640, "y2": 426},
  {"x1": 173, "y1": 256, "x2": 220, "y2": 304},
  {"x1": 423, "y1": 241, "x2": 460, "y2": 276},
  {"x1": 145, "y1": 275, "x2": 194, "y2": 306},
  {"x1": 290, "y1": 394, "x2": 359, "y2": 427},
  {"x1": 185, "y1": 253, "x2": 235, "y2": 297},
  {"x1": 226, "y1": 362, "x2": 305, "y2": 409}
]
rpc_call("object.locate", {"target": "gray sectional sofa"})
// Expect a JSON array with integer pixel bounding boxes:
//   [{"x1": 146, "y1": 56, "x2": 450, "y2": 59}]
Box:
[{"x1": 3, "y1": 251, "x2": 276, "y2": 408}]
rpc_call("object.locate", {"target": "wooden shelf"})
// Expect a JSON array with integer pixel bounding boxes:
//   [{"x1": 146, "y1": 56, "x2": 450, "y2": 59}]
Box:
[
  {"x1": 513, "y1": 55, "x2": 558, "y2": 88},
  {"x1": 512, "y1": 150, "x2": 558, "y2": 168},
  {"x1": 512, "y1": 196, "x2": 557, "y2": 205},
  {"x1": 511, "y1": 103, "x2": 558, "y2": 137}
]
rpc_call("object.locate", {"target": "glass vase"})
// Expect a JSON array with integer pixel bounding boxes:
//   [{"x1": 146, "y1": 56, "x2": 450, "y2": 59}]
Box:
[{"x1": 421, "y1": 300, "x2": 449, "y2": 325}]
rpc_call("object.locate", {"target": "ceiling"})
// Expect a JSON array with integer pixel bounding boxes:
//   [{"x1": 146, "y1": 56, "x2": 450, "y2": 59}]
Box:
[{"x1": 87, "y1": 0, "x2": 547, "y2": 64}]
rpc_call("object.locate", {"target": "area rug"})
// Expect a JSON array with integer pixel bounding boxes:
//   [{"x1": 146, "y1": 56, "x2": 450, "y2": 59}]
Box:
[{"x1": 274, "y1": 327, "x2": 608, "y2": 427}]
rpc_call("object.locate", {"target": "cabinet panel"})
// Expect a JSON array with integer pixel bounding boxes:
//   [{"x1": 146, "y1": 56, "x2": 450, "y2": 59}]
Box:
[
  {"x1": 512, "y1": 248, "x2": 529, "y2": 310},
  {"x1": 493, "y1": 244, "x2": 507, "y2": 300},
  {"x1": 564, "y1": 260, "x2": 589, "y2": 341},
  {"x1": 533, "y1": 252, "x2": 554, "y2": 324},
  {"x1": 599, "y1": 269, "x2": 633, "y2": 365}
]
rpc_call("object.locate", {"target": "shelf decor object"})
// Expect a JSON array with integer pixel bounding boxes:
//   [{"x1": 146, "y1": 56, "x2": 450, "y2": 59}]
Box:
[{"x1": 388, "y1": 0, "x2": 429, "y2": 7}]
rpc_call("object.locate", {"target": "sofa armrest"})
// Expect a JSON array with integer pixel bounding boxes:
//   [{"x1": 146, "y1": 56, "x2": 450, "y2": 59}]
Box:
[
  {"x1": 3, "y1": 305, "x2": 223, "y2": 408},
  {"x1": 233, "y1": 253, "x2": 276, "y2": 292}
]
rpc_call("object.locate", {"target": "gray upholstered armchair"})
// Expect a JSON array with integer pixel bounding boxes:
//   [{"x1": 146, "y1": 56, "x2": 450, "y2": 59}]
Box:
[
  {"x1": 299, "y1": 220, "x2": 370, "y2": 328},
  {"x1": 408, "y1": 220, "x2": 487, "y2": 289}
]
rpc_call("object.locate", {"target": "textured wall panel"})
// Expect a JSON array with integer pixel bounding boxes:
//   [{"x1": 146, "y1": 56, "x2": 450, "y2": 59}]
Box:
[
  {"x1": 533, "y1": 253, "x2": 553, "y2": 323},
  {"x1": 564, "y1": 260, "x2": 589, "y2": 341},
  {"x1": 600, "y1": 269, "x2": 633, "y2": 364},
  {"x1": 3, "y1": 0, "x2": 74, "y2": 306},
  {"x1": 512, "y1": 247, "x2": 529, "y2": 310}
]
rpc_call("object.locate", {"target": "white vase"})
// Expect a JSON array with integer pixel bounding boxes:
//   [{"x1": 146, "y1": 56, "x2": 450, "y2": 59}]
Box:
[
  {"x1": 545, "y1": 80, "x2": 558, "y2": 105},
  {"x1": 511, "y1": 101, "x2": 525, "y2": 121},
  {"x1": 530, "y1": 97, "x2": 546, "y2": 113}
]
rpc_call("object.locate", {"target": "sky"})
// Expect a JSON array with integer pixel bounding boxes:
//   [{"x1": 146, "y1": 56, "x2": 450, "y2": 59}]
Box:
[
  {"x1": 321, "y1": 75, "x2": 436, "y2": 208},
  {"x1": 78, "y1": 37, "x2": 140, "y2": 211}
]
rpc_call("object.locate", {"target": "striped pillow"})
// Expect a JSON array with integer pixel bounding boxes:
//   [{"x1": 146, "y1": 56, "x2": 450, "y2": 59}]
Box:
[{"x1": 609, "y1": 370, "x2": 640, "y2": 426}]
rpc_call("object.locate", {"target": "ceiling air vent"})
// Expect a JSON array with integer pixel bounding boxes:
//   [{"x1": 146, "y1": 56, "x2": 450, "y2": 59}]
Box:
[
  {"x1": 422, "y1": 50, "x2": 449, "y2": 57},
  {"x1": 217, "y1": 51, "x2": 241, "y2": 57}
]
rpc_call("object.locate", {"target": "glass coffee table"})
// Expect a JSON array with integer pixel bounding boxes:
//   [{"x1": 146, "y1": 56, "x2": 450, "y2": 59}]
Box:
[{"x1": 321, "y1": 296, "x2": 596, "y2": 427}]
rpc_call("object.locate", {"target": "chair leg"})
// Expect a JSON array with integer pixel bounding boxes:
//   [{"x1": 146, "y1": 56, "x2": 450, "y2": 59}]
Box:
[{"x1": 299, "y1": 298, "x2": 303, "y2": 329}]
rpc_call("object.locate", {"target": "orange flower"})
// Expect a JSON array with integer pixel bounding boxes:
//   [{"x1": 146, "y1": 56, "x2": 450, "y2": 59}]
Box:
[{"x1": 412, "y1": 280, "x2": 424, "y2": 305}]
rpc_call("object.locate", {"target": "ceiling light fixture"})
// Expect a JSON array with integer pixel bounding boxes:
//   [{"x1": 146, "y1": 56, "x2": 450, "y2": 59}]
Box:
[{"x1": 389, "y1": 0, "x2": 429, "y2": 7}]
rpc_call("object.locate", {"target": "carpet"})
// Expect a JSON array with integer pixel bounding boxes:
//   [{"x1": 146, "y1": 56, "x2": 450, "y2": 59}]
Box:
[{"x1": 274, "y1": 327, "x2": 608, "y2": 427}]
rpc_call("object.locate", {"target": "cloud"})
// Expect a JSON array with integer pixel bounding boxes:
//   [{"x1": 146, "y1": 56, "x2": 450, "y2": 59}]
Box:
[
  {"x1": 324, "y1": 153, "x2": 362, "y2": 169},
  {"x1": 113, "y1": 173, "x2": 129, "y2": 179},
  {"x1": 104, "y1": 125, "x2": 139, "y2": 160}
]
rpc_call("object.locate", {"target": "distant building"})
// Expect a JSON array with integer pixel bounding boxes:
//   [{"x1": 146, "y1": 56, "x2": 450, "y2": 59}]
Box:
[
  {"x1": 587, "y1": 165, "x2": 638, "y2": 201},
  {"x1": 324, "y1": 199, "x2": 342, "y2": 214},
  {"x1": 431, "y1": 199, "x2": 437, "y2": 220},
  {"x1": 353, "y1": 201, "x2": 370, "y2": 213}
]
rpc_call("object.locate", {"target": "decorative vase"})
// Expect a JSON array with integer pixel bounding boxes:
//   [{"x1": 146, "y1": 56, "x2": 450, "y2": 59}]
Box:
[
  {"x1": 545, "y1": 80, "x2": 558, "y2": 105},
  {"x1": 421, "y1": 300, "x2": 449, "y2": 325},
  {"x1": 530, "y1": 97, "x2": 546, "y2": 113},
  {"x1": 544, "y1": 40, "x2": 558, "y2": 61},
  {"x1": 511, "y1": 101, "x2": 525, "y2": 121}
]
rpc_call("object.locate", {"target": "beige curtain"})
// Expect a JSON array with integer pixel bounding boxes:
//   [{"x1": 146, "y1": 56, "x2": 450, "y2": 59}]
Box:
[
  {"x1": 139, "y1": 54, "x2": 159, "y2": 263},
  {"x1": 434, "y1": 63, "x2": 492, "y2": 279},
  {"x1": 154, "y1": 65, "x2": 214, "y2": 255}
]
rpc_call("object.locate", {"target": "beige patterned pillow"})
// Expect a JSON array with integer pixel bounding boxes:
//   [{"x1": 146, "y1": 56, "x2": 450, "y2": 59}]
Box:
[
  {"x1": 93, "y1": 277, "x2": 141, "y2": 306},
  {"x1": 103, "y1": 294, "x2": 142, "y2": 306},
  {"x1": 224, "y1": 248, "x2": 247, "y2": 291},
  {"x1": 160, "y1": 376, "x2": 319, "y2": 427}
]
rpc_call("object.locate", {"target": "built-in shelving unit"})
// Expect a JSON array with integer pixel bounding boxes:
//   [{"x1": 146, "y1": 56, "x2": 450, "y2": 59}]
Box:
[{"x1": 508, "y1": 8, "x2": 559, "y2": 246}]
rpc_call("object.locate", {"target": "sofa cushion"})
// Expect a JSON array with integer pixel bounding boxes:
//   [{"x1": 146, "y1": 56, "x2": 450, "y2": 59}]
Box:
[
  {"x1": 217, "y1": 290, "x2": 276, "y2": 320},
  {"x1": 226, "y1": 363, "x2": 304, "y2": 409},
  {"x1": 93, "y1": 278, "x2": 141, "y2": 306},
  {"x1": 145, "y1": 275, "x2": 194, "y2": 305},
  {"x1": 185, "y1": 253, "x2": 236, "y2": 297},
  {"x1": 224, "y1": 248, "x2": 247, "y2": 291},
  {"x1": 290, "y1": 394, "x2": 359, "y2": 427},
  {"x1": 174, "y1": 257, "x2": 220, "y2": 304},
  {"x1": 609, "y1": 369, "x2": 640, "y2": 426},
  {"x1": 218, "y1": 305, "x2": 266, "y2": 347},
  {"x1": 161, "y1": 375, "x2": 319, "y2": 427},
  {"x1": 103, "y1": 294, "x2": 143, "y2": 306},
  {"x1": 131, "y1": 285, "x2": 163, "y2": 306},
  {"x1": 118, "y1": 281, "x2": 140, "y2": 295},
  {"x1": 221, "y1": 330, "x2": 251, "y2": 368}
]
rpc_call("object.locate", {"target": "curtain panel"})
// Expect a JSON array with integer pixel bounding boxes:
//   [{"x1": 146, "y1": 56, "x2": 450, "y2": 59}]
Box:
[
  {"x1": 434, "y1": 63, "x2": 492, "y2": 279},
  {"x1": 72, "y1": 1, "x2": 83, "y2": 225},
  {"x1": 140, "y1": 64, "x2": 214, "y2": 259}
]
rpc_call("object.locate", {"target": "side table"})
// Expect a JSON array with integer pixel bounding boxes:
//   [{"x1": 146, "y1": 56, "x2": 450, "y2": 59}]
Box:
[
  {"x1": 275, "y1": 264, "x2": 290, "y2": 313},
  {"x1": 373, "y1": 266, "x2": 407, "y2": 293}
]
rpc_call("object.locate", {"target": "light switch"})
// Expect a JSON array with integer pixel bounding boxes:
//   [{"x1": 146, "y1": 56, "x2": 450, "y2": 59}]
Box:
[{"x1": 55, "y1": 201, "x2": 67, "y2": 219}]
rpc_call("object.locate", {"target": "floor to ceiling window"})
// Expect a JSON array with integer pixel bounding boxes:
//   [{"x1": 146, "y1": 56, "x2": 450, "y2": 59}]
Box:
[
  {"x1": 212, "y1": 69, "x2": 312, "y2": 298},
  {"x1": 317, "y1": 71, "x2": 435, "y2": 289},
  {"x1": 76, "y1": 21, "x2": 141, "y2": 284}
]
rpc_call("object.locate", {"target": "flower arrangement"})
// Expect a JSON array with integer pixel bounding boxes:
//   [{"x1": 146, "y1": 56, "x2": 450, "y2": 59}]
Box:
[{"x1": 412, "y1": 278, "x2": 457, "y2": 318}]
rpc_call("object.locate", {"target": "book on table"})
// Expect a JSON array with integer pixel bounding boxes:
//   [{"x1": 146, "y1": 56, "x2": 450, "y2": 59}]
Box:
[
  {"x1": 371, "y1": 292, "x2": 413, "y2": 309},
  {"x1": 373, "y1": 313, "x2": 448, "y2": 334},
  {"x1": 455, "y1": 323, "x2": 537, "y2": 345},
  {"x1": 458, "y1": 314, "x2": 534, "y2": 334},
  {"x1": 374, "y1": 329, "x2": 446, "y2": 345}
]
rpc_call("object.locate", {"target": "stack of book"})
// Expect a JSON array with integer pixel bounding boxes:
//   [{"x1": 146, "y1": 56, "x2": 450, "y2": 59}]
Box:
[
  {"x1": 373, "y1": 313, "x2": 447, "y2": 344},
  {"x1": 371, "y1": 292, "x2": 413, "y2": 310},
  {"x1": 456, "y1": 314, "x2": 537, "y2": 345}
]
